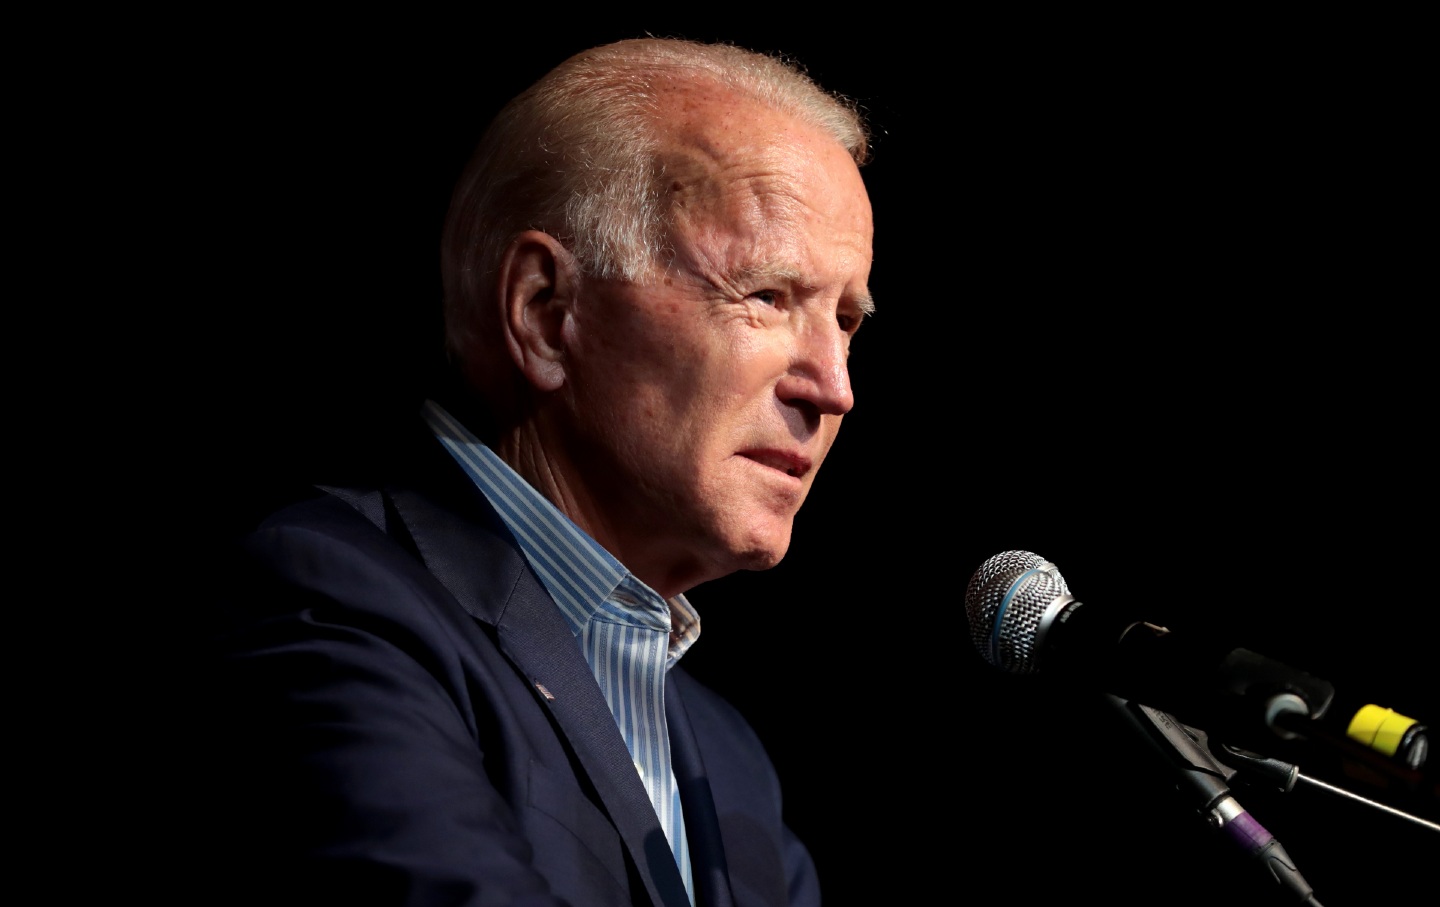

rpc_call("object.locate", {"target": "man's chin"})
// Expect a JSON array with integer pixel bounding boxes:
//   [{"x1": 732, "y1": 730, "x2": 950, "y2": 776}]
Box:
[
  {"x1": 678, "y1": 509, "x2": 796, "y2": 583},
  {"x1": 736, "y1": 549, "x2": 787, "y2": 574},
  {"x1": 728, "y1": 523, "x2": 794, "y2": 573}
]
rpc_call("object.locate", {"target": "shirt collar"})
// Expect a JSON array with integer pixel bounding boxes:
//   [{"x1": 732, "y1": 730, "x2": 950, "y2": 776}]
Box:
[{"x1": 422, "y1": 400, "x2": 700, "y2": 663}]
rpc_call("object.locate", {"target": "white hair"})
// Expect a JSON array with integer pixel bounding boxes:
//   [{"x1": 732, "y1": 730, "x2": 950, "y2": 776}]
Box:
[{"x1": 439, "y1": 37, "x2": 869, "y2": 409}]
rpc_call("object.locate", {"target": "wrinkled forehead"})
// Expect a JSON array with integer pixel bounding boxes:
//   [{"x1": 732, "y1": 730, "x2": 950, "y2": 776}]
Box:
[
  {"x1": 639, "y1": 85, "x2": 873, "y2": 300},
  {"x1": 650, "y1": 84, "x2": 871, "y2": 230}
]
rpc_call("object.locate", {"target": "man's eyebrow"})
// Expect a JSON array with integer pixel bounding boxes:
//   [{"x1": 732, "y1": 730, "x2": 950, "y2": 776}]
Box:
[
  {"x1": 734, "y1": 264, "x2": 876, "y2": 315},
  {"x1": 735, "y1": 264, "x2": 804, "y2": 285}
]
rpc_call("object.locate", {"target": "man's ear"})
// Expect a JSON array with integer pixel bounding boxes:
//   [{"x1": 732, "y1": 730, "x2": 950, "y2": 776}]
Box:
[{"x1": 497, "y1": 230, "x2": 579, "y2": 392}]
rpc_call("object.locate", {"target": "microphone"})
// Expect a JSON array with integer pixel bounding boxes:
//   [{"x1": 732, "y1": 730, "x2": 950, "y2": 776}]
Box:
[{"x1": 964, "y1": 550, "x2": 1431, "y2": 777}]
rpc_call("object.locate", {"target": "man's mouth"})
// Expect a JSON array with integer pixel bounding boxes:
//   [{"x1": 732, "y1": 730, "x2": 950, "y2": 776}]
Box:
[{"x1": 739, "y1": 449, "x2": 811, "y2": 478}]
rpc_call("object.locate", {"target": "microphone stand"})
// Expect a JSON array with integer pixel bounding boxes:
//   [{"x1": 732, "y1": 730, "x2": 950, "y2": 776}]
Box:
[
  {"x1": 1107, "y1": 694, "x2": 1323, "y2": 905},
  {"x1": 1209, "y1": 739, "x2": 1440, "y2": 835}
]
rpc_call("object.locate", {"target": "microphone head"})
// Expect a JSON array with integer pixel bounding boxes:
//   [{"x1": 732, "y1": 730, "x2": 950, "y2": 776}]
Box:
[{"x1": 965, "y1": 550, "x2": 1073, "y2": 674}]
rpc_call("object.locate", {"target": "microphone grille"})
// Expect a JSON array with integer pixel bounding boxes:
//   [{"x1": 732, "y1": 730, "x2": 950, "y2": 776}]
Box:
[{"x1": 965, "y1": 550, "x2": 1071, "y2": 674}]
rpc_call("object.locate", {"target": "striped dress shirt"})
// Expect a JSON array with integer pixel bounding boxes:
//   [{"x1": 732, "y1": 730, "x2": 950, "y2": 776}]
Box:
[{"x1": 423, "y1": 400, "x2": 699, "y2": 903}]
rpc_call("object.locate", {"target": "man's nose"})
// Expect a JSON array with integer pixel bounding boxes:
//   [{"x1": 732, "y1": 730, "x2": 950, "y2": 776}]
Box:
[{"x1": 777, "y1": 321, "x2": 855, "y2": 419}]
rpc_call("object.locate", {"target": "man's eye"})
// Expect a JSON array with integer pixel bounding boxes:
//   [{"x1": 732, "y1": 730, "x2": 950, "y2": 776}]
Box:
[{"x1": 750, "y1": 290, "x2": 780, "y2": 306}]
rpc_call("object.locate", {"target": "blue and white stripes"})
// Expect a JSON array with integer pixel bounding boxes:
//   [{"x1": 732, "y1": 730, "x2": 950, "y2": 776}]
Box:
[{"x1": 423, "y1": 400, "x2": 697, "y2": 902}]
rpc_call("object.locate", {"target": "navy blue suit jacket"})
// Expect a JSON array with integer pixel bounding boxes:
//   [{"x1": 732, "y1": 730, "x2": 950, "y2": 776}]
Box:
[{"x1": 200, "y1": 424, "x2": 820, "y2": 907}]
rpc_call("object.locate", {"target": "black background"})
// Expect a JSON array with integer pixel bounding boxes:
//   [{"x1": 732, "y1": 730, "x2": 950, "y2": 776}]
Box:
[{"x1": 169, "y1": 13, "x2": 1437, "y2": 905}]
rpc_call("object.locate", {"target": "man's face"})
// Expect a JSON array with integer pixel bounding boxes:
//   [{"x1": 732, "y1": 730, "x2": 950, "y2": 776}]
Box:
[{"x1": 555, "y1": 87, "x2": 874, "y2": 596}]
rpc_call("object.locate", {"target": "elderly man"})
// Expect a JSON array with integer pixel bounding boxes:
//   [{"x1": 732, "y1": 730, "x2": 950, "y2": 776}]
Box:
[{"x1": 203, "y1": 37, "x2": 874, "y2": 907}]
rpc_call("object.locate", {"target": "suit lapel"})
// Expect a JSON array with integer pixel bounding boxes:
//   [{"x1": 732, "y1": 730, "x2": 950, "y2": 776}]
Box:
[
  {"x1": 667, "y1": 675, "x2": 736, "y2": 907},
  {"x1": 496, "y1": 582, "x2": 692, "y2": 907},
  {"x1": 385, "y1": 449, "x2": 691, "y2": 907}
]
